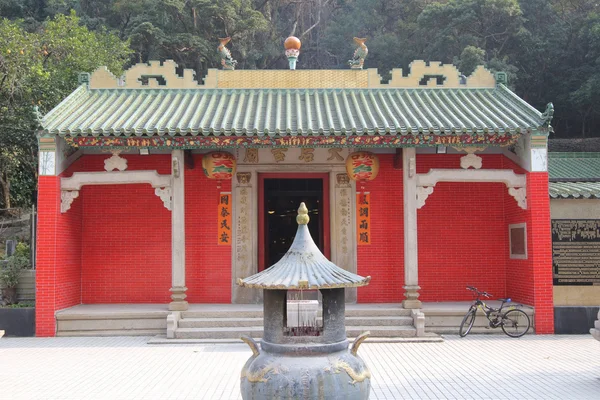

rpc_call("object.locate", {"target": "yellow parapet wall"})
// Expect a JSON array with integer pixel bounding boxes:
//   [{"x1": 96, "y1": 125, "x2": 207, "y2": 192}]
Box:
[{"x1": 89, "y1": 60, "x2": 497, "y2": 90}]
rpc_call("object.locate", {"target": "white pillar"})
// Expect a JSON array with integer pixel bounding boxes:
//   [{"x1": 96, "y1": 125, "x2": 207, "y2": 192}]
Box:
[
  {"x1": 402, "y1": 147, "x2": 421, "y2": 308},
  {"x1": 169, "y1": 150, "x2": 188, "y2": 311}
]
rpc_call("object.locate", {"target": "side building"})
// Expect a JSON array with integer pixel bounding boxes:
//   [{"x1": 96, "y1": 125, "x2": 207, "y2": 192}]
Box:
[{"x1": 548, "y1": 142, "x2": 600, "y2": 334}]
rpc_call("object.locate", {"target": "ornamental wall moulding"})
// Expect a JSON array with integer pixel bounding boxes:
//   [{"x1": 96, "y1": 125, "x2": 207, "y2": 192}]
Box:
[
  {"x1": 60, "y1": 170, "x2": 172, "y2": 213},
  {"x1": 61, "y1": 170, "x2": 171, "y2": 191},
  {"x1": 508, "y1": 187, "x2": 527, "y2": 210},
  {"x1": 154, "y1": 187, "x2": 172, "y2": 211},
  {"x1": 336, "y1": 173, "x2": 351, "y2": 188},
  {"x1": 452, "y1": 147, "x2": 486, "y2": 170},
  {"x1": 416, "y1": 187, "x2": 434, "y2": 209},
  {"x1": 236, "y1": 172, "x2": 252, "y2": 185},
  {"x1": 104, "y1": 150, "x2": 128, "y2": 172},
  {"x1": 61, "y1": 190, "x2": 79, "y2": 213},
  {"x1": 416, "y1": 168, "x2": 527, "y2": 210}
]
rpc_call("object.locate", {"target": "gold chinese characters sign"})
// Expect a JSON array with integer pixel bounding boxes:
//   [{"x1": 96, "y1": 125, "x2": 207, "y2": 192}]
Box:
[
  {"x1": 357, "y1": 193, "x2": 370, "y2": 245},
  {"x1": 218, "y1": 193, "x2": 232, "y2": 245}
]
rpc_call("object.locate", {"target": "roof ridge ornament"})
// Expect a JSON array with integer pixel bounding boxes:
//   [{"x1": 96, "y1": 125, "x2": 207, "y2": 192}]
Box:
[
  {"x1": 495, "y1": 71, "x2": 508, "y2": 86},
  {"x1": 284, "y1": 36, "x2": 301, "y2": 70},
  {"x1": 349, "y1": 37, "x2": 368, "y2": 69},
  {"x1": 296, "y1": 202, "x2": 309, "y2": 225},
  {"x1": 218, "y1": 37, "x2": 237, "y2": 70},
  {"x1": 541, "y1": 102, "x2": 554, "y2": 128}
]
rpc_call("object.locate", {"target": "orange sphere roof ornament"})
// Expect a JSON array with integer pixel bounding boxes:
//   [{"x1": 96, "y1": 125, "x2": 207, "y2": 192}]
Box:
[{"x1": 284, "y1": 36, "x2": 301, "y2": 70}]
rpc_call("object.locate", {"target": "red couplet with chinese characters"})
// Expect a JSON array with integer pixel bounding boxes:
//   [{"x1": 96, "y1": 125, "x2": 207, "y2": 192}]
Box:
[
  {"x1": 356, "y1": 193, "x2": 370, "y2": 245},
  {"x1": 218, "y1": 193, "x2": 232, "y2": 245}
]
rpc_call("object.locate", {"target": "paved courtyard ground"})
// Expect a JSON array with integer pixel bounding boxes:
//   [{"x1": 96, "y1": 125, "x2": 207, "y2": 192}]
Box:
[{"x1": 0, "y1": 334, "x2": 599, "y2": 399}]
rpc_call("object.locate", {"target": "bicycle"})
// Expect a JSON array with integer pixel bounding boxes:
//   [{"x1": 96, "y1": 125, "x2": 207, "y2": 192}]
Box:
[{"x1": 459, "y1": 286, "x2": 531, "y2": 338}]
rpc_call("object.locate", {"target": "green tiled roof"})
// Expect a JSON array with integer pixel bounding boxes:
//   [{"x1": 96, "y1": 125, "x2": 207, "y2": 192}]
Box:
[
  {"x1": 549, "y1": 182, "x2": 600, "y2": 199},
  {"x1": 41, "y1": 84, "x2": 546, "y2": 137},
  {"x1": 548, "y1": 153, "x2": 600, "y2": 181}
]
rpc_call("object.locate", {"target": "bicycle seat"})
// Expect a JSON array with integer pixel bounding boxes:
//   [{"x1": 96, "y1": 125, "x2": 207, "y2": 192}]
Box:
[{"x1": 498, "y1": 298, "x2": 511, "y2": 303}]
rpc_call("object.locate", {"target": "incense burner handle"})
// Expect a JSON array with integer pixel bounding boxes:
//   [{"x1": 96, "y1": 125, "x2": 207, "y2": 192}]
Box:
[
  {"x1": 241, "y1": 335, "x2": 260, "y2": 357},
  {"x1": 351, "y1": 331, "x2": 370, "y2": 356}
]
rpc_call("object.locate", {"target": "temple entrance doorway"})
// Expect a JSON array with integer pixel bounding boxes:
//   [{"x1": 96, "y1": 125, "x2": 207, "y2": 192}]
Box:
[{"x1": 258, "y1": 173, "x2": 330, "y2": 272}]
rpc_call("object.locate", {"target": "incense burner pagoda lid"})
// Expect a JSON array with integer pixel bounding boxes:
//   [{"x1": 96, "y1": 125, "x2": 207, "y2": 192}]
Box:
[{"x1": 237, "y1": 203, "x2": 371, "y2": 290}]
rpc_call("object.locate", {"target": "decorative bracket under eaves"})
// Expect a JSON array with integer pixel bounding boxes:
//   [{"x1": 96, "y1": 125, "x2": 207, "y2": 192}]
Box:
[{"x1": 416, "y1": 168, "x2": 527, "y2": 210}]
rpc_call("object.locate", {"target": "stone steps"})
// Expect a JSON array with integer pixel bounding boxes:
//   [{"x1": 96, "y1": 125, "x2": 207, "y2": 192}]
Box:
[
  {"x1": 178, "y1": 316, "x2": 413, "y2": 329},
  {"x1": 57, "y1": 329, "x2": 164, "y2": 337},
  {"x1": 174, "y1": 326, "x2": 417, "y2": 340},
  {"x1": 173, "y1": 306, "x2": 417, "y2": 340},
  {"x1": 56, "y1": 306, "x2": 169, "y2": 337}
]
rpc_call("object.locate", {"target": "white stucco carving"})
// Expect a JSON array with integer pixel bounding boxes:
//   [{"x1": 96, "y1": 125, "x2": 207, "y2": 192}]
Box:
[
  {"x1": 460, "y1": 153, "x2": 483, "y2": 169},
  {"x1": 416, "y1": 168, "x2": 528, "y2": 210},
  {"x1": 104, "y1": 151, "x2": 128, "y2": 171},
  {"x1": 417, "y1": 169, "x2": 527, "y2": 188},
  {"x1": 61, "y1": 170, "x2": 171, "y2": 191},
  {"x1": 154, "y1": 187, "x2": 172, "y2": 210},
  {"x1": 416, "y1": 187, "x2": 434, "y2": 209},
  {"x1": 60, "y1": 190, "x2": 79, "y2": 213},
  {"x1": 508, "y1": 187, "x2": 527, "y2": 210}
]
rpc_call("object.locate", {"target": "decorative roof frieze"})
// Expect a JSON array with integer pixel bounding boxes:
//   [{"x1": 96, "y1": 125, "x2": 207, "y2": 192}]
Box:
[{"x1": 88, "y1": 59, "x2": 497, "y2": 90}]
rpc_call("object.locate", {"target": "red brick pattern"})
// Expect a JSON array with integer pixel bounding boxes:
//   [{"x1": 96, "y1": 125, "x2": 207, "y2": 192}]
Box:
[
  {"x1": 526, "y1": 172, "x2": 554, "y2": 333},
  {"x1": 36, "y1": 175, "x2": 82, "y2": 336},
  {"x1": 418, "y1": 181, "x2": 507, "y2": 301},
  {"x1": 80, "y1": 183, "x2": 171, "y2": 303},
  {"x1": 185, "y1": 154, "x2": 232, "y2": 303},
  {"x1": 357, "y1": 154, "x2": 404, "y2": 302}
]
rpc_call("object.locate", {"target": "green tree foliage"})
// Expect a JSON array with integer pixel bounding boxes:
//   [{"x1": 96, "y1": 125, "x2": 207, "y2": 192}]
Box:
[{"x1": 0, "y1": 11, "x2": 132, "y2": 210}]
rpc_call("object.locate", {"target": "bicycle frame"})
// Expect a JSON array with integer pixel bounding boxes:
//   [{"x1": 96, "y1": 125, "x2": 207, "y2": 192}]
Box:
[
  {"x1": 461, "y1": 286, "x2": 529, "y2": 337},
  {"x1": 468, "y1": 288, "x2": 515, "y2": 328}
]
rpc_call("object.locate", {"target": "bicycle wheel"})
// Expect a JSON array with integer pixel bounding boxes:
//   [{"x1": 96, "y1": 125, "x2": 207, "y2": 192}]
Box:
[
  {"x1": 459, "y1": 308, "x2": 477, "y2": 337},
  {"x1": 501, "y1": 309, "x2": 530, "y2": 338}
]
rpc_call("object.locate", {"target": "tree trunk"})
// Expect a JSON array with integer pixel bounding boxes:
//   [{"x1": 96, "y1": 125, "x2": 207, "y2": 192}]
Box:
[{"x1": 0, "y1": 172, "x2": 10, "y2": 210}]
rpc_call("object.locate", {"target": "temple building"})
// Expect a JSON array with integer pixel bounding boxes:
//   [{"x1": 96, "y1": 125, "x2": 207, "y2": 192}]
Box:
[{"x1": 35, "y1": 41, "x2": 555, "y2": 337}]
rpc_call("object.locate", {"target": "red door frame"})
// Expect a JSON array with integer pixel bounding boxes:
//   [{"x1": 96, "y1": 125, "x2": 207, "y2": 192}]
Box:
[{"x1": 258, "y1": 172, "x2": 330, "y2": 271}]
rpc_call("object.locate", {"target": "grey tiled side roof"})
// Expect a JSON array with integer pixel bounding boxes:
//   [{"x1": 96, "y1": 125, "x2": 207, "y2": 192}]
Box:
[
  {"x1": 548, "y1": 153, "x2": 600, "y2": 181},
  {"x1": 549, "y1": 182, "x2": 600, "y2": 199}
]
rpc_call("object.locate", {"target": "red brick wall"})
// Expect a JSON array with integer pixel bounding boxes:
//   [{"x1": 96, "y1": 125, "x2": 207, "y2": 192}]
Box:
[
  {"x1": 417, "y1": 154, "x2": 508, "y2": 301},
  {"x1": 185, "y1": 154, "x2": 232, "y2": 303},
  {"x1": 80, "y1": 183, "x2": 171, "y2": 303},
  {"x1": 357, "y1": 154, "x2": 404, "y2": 302},
  {"x1": 75, "y1": 155, "x2": 172, "y2": 303},
  {"x1": 59, "y1": 153, "x2": 232, "y2": 305},
  {"x1": 503, "y1": 158, "x2": 532, "y2": 305},
  {"x1": 417, "y1": 181, "x2": 507, "y2": 301},
  {"x1": 527, "y1": 172, "x2": 554, "y2": 333},
  {"x1": 36, "y1": 175, "x2": 82, "y2": 337}
]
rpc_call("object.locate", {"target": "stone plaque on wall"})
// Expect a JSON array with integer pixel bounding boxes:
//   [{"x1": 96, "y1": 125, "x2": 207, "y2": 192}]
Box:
[{"x1": 552, "y1": 219, "x2": 600, "y2": 285}]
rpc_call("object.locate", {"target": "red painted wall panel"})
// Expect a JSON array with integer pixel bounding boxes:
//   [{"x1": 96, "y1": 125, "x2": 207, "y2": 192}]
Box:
[
  {"x1": 185, "y1": 154, "x2": 232, "y2": 303},
  {"x1": 80, "y1": 183, "x2": 171, "y2": 303},
  {"x1": 357, "y1": 154, "x2": 404, "y2": 302},
  {"x1": 77, "y1": 155, "x2": 172, "y2": 303},
  {"x1": 526, "y1": 172, "x2": 554, "y2": 333},
  {"x1": 36, "y1": 174, "x2": 82, "y2": 336},
  {"x1": 417, "y1": 181, "x2": 507, "y2": 301}
]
